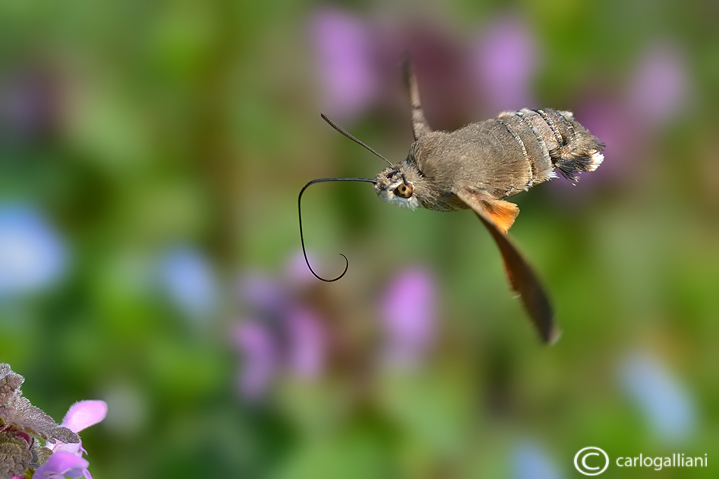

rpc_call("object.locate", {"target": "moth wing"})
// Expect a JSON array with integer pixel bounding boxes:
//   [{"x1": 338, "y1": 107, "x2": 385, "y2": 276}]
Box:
[
  {"x1": 456, "y1": 189, "x2": 559, "y2": 344},
  {"x1": 471, "y1": 194, "x2": 519, "y2": 234},
  {"x1": 403, "y1": 55, "x2": 432, "y2": 140}
]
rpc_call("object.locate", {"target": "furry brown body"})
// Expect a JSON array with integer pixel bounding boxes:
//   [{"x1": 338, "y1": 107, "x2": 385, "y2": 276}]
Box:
[
  {"x1": 374, "y1": 109, "x2": 604, "y2": 221},
  {"x1": 302, "y1": 59, "x2": 605, "y2": 344},
  {"x1": 370, "y1": 62, "x2": 604, "y2": 343}
]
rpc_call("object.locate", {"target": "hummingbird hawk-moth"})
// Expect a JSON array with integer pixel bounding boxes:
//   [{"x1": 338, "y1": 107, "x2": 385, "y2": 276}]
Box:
[{"x1": 298, "y1": 59, "x2": 605, "y2": 344}]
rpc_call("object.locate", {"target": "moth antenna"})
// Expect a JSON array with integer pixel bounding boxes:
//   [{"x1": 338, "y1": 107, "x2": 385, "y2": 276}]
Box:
[
  {"x1": 298, "y1": 177, "x2": 376, "y2": 282},
  {"x1": 320, "y1": 114, "x2": 393, "y2": 167}
]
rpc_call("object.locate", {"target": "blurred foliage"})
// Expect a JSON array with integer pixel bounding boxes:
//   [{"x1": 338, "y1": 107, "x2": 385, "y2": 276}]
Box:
[{"x1": 1, "y1": 0, "x2": 718, "y2": 478}]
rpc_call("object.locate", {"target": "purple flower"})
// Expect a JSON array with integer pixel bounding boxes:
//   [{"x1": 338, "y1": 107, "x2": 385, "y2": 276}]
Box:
[
  {"x1": 619, "y1": 352, "x2": 696, "y2": 441},
  {"x1": 34, "y1": 400, "x2": 107, "y2": 479},
  {"x1": 549, "y1": 40, "x2": 690, "y2": 201},
  {"x1": 546, "y1": 96, "x2": 631, "y2": 200},
  {"x1": 471, "y1": 14, "x2": 539, "y2": 111},
  {"x1": 232, "y1": 320, "x2": 278, "y2": 400},
  {"x1": 158, "y1": 246, "x2": 218, "y2": 319},
  {"x1": 286, "y1": 307, "x2": 326, "y2": 379},
  {"x1": 0, "y1": 204, "x2": 68, "y2": 300},
  {"x1": 0, "y1": 66, "x2": 60, "y2": 142},
  {"x1": 283, "y1": 250, "x2": 322, "y2": 286},
  {"x1": 33, "y1": 452, "x2": 89, "y2": 479},
  {"x1": 379, "y1": 267, "x2": 437, "y2": 367},
  {"x1": 61, "y1": 401, "x2": 108, "y2": 435},
  {"x1": 237, "y1": 272, "x2": 288, "y2": 317},
  {"x1": 309, "y1": 8, "x2": 379, "y2": 122},
  {"x1": 625, "y1": 42, "x2": 688, "y2": 128},
  {"x1": 232, "y1": 308, "x2": 327, "y2": 399},
  {"x1": 233, "y1": 253, "x2": 331, "y2": 400}
]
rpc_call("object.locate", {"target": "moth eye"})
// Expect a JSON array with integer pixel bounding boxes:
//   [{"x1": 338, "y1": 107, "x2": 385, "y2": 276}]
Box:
[{"x1": 394, "y1": 183, "x2": 413, "y2": 198}]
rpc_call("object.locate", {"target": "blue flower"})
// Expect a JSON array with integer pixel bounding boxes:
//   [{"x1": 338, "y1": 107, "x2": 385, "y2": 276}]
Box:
[
  {"x1": 158, "y1": 246, "x2": 218, "y2": 320},
  {"x1": 619, "y1": 352, "x2": 696, "y2": 441},
  {"x1": 0, "y1": 204, "x2": 67, "y2": 300},
  {"x1": 511, "y1": 441, "x2": 563, "y2": 479}
]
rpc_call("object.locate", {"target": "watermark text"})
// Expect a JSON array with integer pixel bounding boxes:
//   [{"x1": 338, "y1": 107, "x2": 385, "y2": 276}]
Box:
[{"x1": 574, "y1": 447, "x2": 708, "y2": 475}]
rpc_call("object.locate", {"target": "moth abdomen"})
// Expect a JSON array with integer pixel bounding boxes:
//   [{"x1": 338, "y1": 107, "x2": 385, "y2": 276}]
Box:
[{"x1": 498, "y1": 108, "x2": 605, "y2": 186}]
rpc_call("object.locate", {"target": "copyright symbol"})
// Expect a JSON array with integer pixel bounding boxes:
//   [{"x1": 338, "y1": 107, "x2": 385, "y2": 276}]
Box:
[{"x1": 574, "y1": 447, "x2": 609, "y2": 476}]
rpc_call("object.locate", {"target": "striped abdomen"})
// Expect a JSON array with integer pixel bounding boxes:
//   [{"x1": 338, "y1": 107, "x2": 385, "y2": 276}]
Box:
[{"x1": 497, "y1": 108, "x2": 605, "y2": 186}]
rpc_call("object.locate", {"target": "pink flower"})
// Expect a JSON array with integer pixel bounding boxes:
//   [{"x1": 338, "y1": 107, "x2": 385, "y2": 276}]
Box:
[
  {"x1": 33, "y1": 400, "x2": 107, "y2": 479},
  {"x1": 61, "y1": 401, "x2": 107, "y2": 435},
  {"x1": 233, "y1": 254, "x2": 329, "y2": 400},
  {"x1": 286, "y1": 307, "x2": 326, "y2": 379},
  {"x1": 379, "y1": 267, "x2": 437, "y2": 368},
  {"x1": 309, "y1": 8, "x2": 378, "y2": 122},
  {"x1": 471, "y1": 14, "x2": 539, "y2": 111},
  {"x1": 549, "y1": 40, "x2": 689, "y2": 201},
  {"x1": 232, "y1": 320, "x2": 278, "y2": 400},
  {"x1": 625, "y1": 42, "x2": 688, "y2": 128},
  {"x1": 32, "y1": 453, "x2": 89, "y2": 479}
]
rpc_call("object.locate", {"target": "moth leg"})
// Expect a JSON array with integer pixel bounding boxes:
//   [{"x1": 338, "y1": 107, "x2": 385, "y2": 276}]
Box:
[
  {"x1": 403, "y1": 55, "x2": 432, "y2": 140},
  {"x1": 456, "y1": 189, "x2": 559, "y2": 344}
]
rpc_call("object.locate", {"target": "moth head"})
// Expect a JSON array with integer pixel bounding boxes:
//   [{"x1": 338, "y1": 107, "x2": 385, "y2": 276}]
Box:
[{"x1": 374, "y1": 164, "x2": 421, "y2": 209}]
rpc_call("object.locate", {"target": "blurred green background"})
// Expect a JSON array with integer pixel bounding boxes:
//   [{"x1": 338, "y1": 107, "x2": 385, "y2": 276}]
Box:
[{"x1": 1, "y1": 0, "x2": 718, "y2": 478}]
